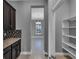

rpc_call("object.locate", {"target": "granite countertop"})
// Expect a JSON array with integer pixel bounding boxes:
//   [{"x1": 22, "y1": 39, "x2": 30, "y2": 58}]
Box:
[{"x1": 3, "y1": 38, "x2": 21, "y2": 49}]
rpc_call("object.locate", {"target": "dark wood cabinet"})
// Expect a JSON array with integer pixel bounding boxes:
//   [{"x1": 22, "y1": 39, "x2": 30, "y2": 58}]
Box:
[
  {"x1": 4, "y1": 51, "x2": 11, "y2": 59},
  {"x1": 3, "y1": 0, "x2": 16, "y2": 30},
  {"x1": 3, "y1": 46, "x2": 11, "y2": 59},
  {"x1": 3, "y1": 39, "x2": 21, "y2": 59},
  {"x1": 12, "y1": 39, "x2": 21, "y2": 59},
  {"x1": 3, "y1": 1, "x2": 11, "y2": 30},
  {"x1": 12, "y1": 41, "x2": 18, "y2": 59},
  {"x1": 11, "y1": 48, "x2": 16, "y2": 59},
  {"x1": 12, "y1": 46, "x2": 17, "y2": 59},
  {"x1": 11, "y1": 7, "x2": 16, "y2": 30}
]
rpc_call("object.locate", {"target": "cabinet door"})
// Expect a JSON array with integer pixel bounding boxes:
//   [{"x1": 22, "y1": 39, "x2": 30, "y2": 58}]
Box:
[
  {"x1": 12, "y1": 47, "x2": 17, "y2": 59},
  {"x1": 4, "y1": 50, "x2": 11, "y2": 59},
  {"x1": 12, "y1": 45, "x2": 20, "y2": 59},
  {"x1": 3, "y1": 51, "x2": 11, "y2": 59},
  {"x1": 16, "y1": 45, "x2": 20, "y2": 57},
  {"x1": 16, "y1": 40, "x2": 21, "y2": 57},
  {"x1": 3, "y1": 1, "x2": 6, "y2": 30},
  {"x1": 3, "y1": 1, "x2": 11, "y2": 30},
  {"x1": 3, "y1": 46, "x2": 11, "y2": 59},
  {"x1": 11, "y1": 8, "x2": 16, "y2": 30}
]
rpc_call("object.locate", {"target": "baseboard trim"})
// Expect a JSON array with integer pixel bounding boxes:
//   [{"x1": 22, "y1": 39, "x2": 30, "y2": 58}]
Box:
[
  {"x1": 21, "y1": 51, "x2": 32, "y2": 55},
  {"x1": 21, "y1": 51, "x2": 48, "y2": 55}
]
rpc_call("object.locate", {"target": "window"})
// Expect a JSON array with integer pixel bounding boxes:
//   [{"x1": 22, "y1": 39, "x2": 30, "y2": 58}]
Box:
[
  {"x1": 35, "y1": 21, "x2": 42, "y2": 34},
  {"x1": 31, "y1": 7, "x2": 44, "y2": 20}
]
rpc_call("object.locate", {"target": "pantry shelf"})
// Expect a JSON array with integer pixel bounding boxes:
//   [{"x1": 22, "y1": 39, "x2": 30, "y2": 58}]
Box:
[
  {"x1": 63, "y1": 41, "x2": 76, "y2": 49},
  {"x1": 63, "y1": 34, "x2": 76, "y2": 39},
  {"x1": 62, "y1": 47, "x2": 76, "y2": 57},
  {"x1": 63, "y1": 16, "x2": 76, "y2": 21}
]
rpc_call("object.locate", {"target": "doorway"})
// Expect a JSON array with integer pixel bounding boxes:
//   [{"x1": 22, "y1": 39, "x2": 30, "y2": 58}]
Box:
[{"x1": 31, "y1": 6, "x2": 45, "y2": 54}]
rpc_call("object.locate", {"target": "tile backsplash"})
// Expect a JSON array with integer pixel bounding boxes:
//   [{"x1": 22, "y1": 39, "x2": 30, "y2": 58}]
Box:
[{"x1": 3, "y1": 30, "x2": 21, "y2": 40}]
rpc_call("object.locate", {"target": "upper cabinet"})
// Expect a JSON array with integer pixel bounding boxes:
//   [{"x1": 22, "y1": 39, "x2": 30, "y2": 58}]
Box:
[
  {"x1": 3, "y1": 0, "x2": 11, "y2": 30},
  {"x1": 3, "y1": 0, "x2": 16, "y2": 31},
  {"x1": 11, "y1": 7, "x2": 16, "y2": 30}
]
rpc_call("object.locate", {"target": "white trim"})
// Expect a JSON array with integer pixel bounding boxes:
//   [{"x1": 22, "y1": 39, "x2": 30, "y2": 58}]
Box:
[
  {"x1": 52, "y1": 0, "x2": 64, "y2": 12},
  {"x1": 21, "y1": 51, "x2": 32, "y2": 55},
  {"x1": 21, "y1": 51, "x2": 48, "y2": 55},
  {"x1": 31, "y1": 36, "x2": 44, "y2": 39}
]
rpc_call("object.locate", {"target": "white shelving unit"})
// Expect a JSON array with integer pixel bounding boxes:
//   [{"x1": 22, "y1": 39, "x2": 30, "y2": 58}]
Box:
[{"x1": 62, "y1": 16, "x2": 76, "y2": 57}]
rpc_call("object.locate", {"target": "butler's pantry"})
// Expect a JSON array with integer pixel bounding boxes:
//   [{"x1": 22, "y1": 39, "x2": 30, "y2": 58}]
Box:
[{"x1": 3, "y1": 0, "x2": 76, "y2": 59}]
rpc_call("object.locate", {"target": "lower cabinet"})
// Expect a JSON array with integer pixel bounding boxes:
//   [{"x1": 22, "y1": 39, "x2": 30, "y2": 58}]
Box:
[
  {"x1": 3, "y1": 39, "x2": 21, "y2": 59},
  {"x1": 4, "y1": 50, "x2": 11, "y2": 59},
  {"x1": 4, "y1": 46, "x2": 11, "y2": 59},
  {"x1": 12, "y1": 40, "x2": 21, "y2": 59},
  {"x1": 12, "y1": 45, "x2": 20, "y2": 59},
  {"x1": 12, "y1": 39, "x2": 21, "y2": 59},
  {"x1": 12, "y1": 47, "x2": 17, "y2": 59}
]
